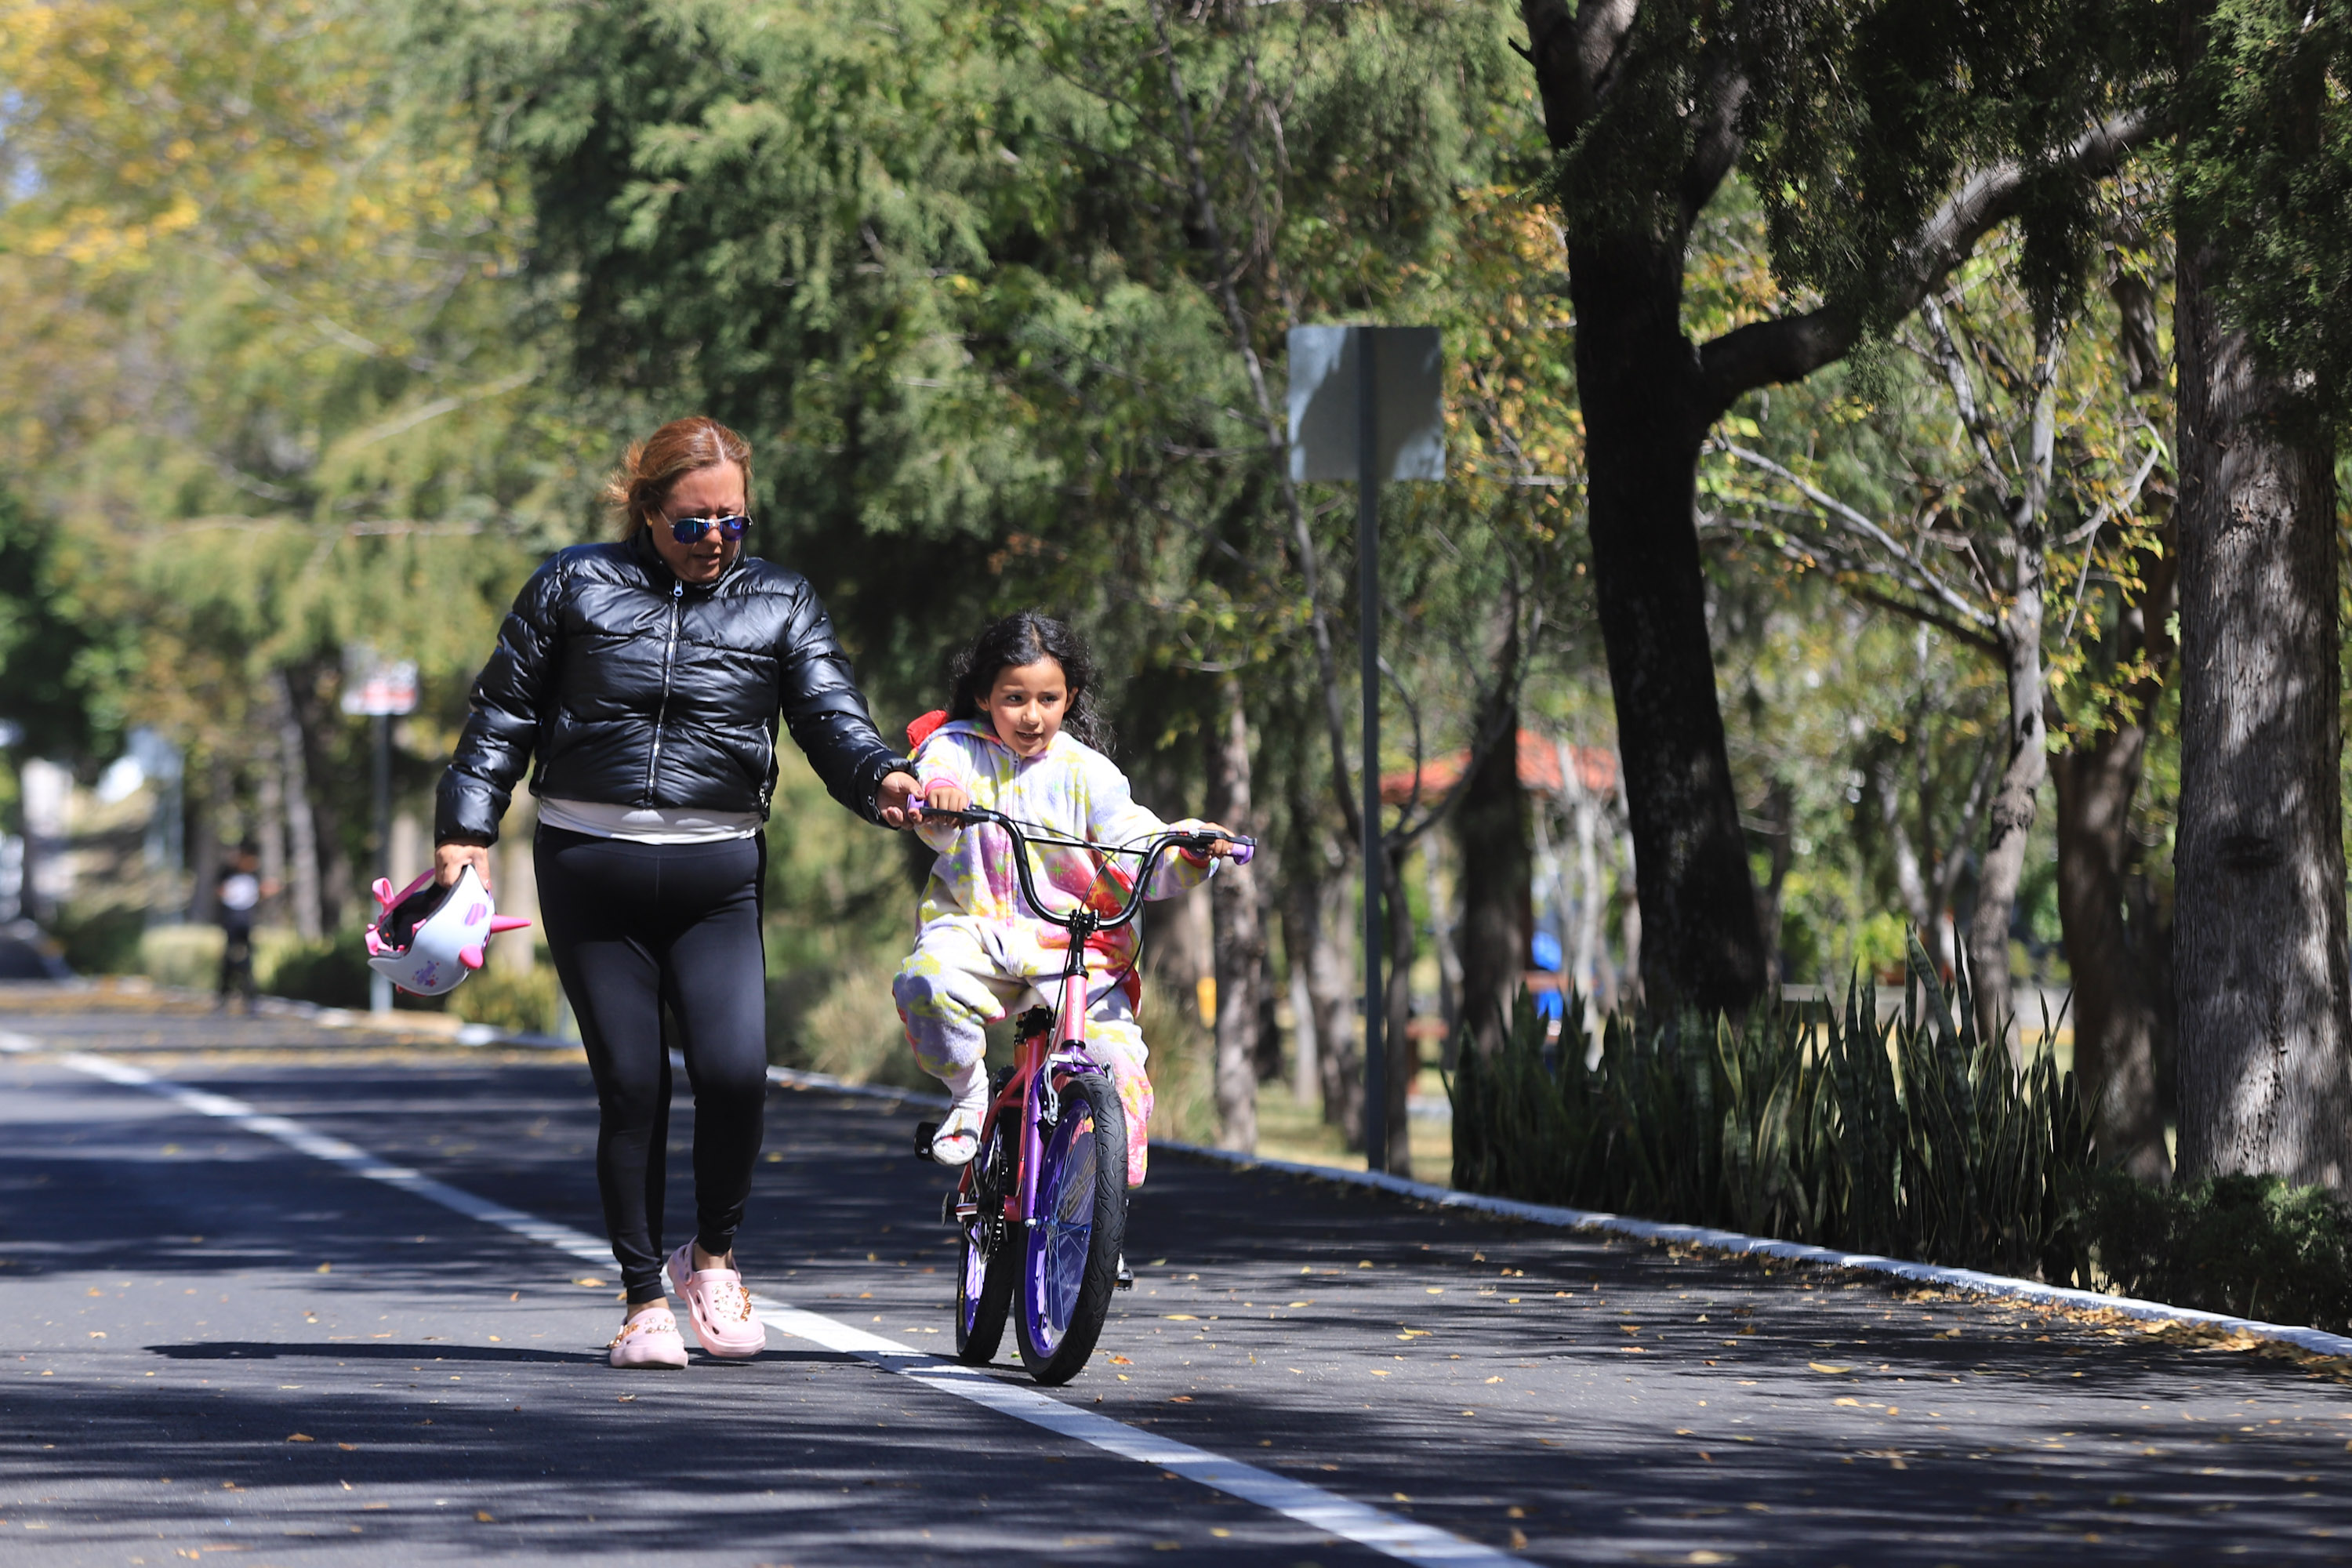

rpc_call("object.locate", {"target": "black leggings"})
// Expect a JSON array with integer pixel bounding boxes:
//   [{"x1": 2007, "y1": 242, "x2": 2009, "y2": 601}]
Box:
[{"x1": 535, "y1": 825, "x2": 768, "y2": 1305}]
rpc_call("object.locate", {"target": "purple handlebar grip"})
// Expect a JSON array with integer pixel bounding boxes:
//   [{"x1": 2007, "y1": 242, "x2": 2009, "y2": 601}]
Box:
[{"x1": 1232, "y1": 841, "x2": 1255, "y2": 866}]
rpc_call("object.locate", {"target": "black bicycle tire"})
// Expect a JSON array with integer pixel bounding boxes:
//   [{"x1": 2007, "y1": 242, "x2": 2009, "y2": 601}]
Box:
[
  {"x1": 1014, "y1": 1070, "x2": 1127, "y2": 1385},
  {"x1": 954, "y1": 1114, "x2": 1015, "y2": 1364}
]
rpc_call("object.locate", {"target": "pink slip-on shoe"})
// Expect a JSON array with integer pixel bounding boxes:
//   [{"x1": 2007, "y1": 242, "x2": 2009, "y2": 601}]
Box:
[
  {"x1": 608, "y1": 1306, "x2": 688, "y2": 1369},
  {"x1": 666, "y1": 1242, "x2": 766, "y2": 1359}
]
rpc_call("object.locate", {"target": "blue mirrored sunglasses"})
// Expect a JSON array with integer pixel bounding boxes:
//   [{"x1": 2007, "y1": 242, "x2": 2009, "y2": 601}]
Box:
[{"x1": 668, "y1": 514, "x2": 750, "y2": 543}]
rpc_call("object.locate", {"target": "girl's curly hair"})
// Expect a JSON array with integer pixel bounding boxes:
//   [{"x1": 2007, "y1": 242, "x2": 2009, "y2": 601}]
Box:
[{"x1": 947, "y1": 612, "x2": 1112, "y2": 753}]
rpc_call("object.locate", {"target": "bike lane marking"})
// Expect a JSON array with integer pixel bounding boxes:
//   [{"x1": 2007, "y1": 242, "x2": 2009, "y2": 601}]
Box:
[{"x1": 62, "y1": 1051, "x2": 1523, "y2": 1568}]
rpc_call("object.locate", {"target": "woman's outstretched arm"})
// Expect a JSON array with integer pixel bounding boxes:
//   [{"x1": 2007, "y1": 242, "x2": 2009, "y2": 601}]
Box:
[{"x1": 775, "y1": 582, "x2": 917, "y2": 824}]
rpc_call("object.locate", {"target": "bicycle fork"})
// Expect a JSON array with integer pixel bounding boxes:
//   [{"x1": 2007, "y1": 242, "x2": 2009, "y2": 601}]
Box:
[{"x1": 1014, "y1": 935, "x2": 1096, "y2": 1231}]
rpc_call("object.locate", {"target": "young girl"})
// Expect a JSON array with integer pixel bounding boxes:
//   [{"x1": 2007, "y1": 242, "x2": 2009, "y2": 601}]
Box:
[{"x1": 892, "y1": 612, "x2": 1238, "y2": 1185}]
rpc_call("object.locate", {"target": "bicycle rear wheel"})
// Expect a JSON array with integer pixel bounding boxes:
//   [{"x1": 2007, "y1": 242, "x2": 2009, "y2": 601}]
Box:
[
  {"x1": 955, "y1": 1112, "x2": 1014, "y2": 1364},
  {"x1": 1014, "y1": 1070, "x2": 1127, "y2": 1384}
]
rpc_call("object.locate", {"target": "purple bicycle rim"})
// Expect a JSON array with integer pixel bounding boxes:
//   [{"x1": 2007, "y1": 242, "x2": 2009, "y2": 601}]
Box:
[{"x1": 1025, "y1": 1098, "x2": 1098, "y2": 1356}]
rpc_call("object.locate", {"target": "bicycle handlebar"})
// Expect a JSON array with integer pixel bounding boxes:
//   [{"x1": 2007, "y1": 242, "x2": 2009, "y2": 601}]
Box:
[{"x1": 911, "y1": 805, "x2": 1255, "y2": 934}]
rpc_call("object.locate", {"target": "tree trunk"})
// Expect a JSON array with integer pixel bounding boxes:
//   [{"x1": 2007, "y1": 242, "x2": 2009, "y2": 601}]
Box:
[
  {"x1": 2050, "y1": 530, "x2": 2176, "y2": 1181},
  {"x1": 187, "y1": 754, "x2": 224, "y2": 926},
  {"x1": 274, "y1": 670, "x2": 322, "y2": 940},
  {"x1": 1565, "y1": 744, "x2": 1610, "y2": 1010},
  {"x1": 1281, "y1": 798, "x2": 1360, "y2": 1144},
  {"x1": 1457, "y1": 711, "x2": 1528, "y2": 1057},
  {"x1": 1206, "y1": 674, "x2": 1264, "y2": 1154},
  {"x1": 284, "y1": 662, "x2": 350, "y2": 931},
  {"x1": 256, "y1": 734, "x2": 288, "y2": 928},
  {"x1": 1312, "y1": 873, "x2": 1360, "y2": 1144},
  {"x1": 1878, "y1": 751, "x2": 1938, "y2": 946},
  {"x1": 1381, "y1": 839, "x2": 1415, "y2": 1178},
  {"x1": 1751, "y1": 776, "x2": 1794, "y2": 992},
  {"x1": 493, "y1": 804, "x2": 540, "y2": 978},
  {"x1": 2172, "y1": 224, "x2": 2352, "y2": 1189},
  {"x1": 1969, "y1": 621, "x2": 2048, "y2": 1049},
  {"x1": 1423, "y1": 840, "x2": 1461, "y2": 1066},
  {"x1": 1286, "y1": 958, "x2": 1316, "y2": 1105},
  {"x1": 2053, "y1": 735, "x2": 2170, "y2": 1180},
  {"x1": 1570, "y1": 236, "x2": 1768, "y2": 1014},
  {"x1": 1253, "y1": 929, "x2": 1285, "y2": 1085},
  {"x1": 1967, "y1": 351, "x2": 2057, "y2": 1049},
  {"x1": 1617, "y1": 817, "x2": 1642, "y2": 1010}
]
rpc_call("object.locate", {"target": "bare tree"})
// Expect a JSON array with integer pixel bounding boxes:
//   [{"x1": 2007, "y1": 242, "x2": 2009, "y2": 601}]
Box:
[{"x1": 1709, "y1": 272, "x2": 2164, "y2": 1047}]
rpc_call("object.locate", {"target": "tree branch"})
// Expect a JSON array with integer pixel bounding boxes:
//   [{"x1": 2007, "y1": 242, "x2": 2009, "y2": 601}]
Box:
[
  {"x1": 1920, "y1": 296, "x2": 2015, "y2": 504},
  {"x1": 1716, "y1": 441, "x2": 1996, "y2": 632},
  {"x1": 1695, "y1": 108, "x2": 2157, "y2": 419},
  {"x1": 1700, "y1": 513, "x2": 2004, "y2": 655}
]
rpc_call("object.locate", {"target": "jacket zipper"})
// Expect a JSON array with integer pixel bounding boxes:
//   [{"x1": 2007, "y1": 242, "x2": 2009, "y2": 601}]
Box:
[{"x1": 644, "y1": 580, "x2": 684, "y2": 804}]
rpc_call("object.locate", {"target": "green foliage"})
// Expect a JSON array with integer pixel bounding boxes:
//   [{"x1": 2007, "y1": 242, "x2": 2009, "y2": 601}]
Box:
[
  {"x1": 419, "y1": 0, "x2": 1555, "y2": 759},
  {"x1": 1744, "y1": 0, "x2": 2167, "y2": 328},
  {"x1": 1454, "y1": 949, "x2": 2352, "y2": 1330},
  {"x1": 450, "y1": 964, "x2": 561, "y2": 1037},
  {"x1": 1450, "y1": 938, "x2": 2094, "y2": 1280},
  {"x1": 138, "y1": 924, "x2": 367, "y2": 1004},
  {"x1": 259, "y1": 935, "x2": 373, "y2": 1010},
  {"x1": 51, "y1": 899, "x2": 147, "y2": 976},
  {"x1": 2177, "y1": 0, "x2": 2352, "y2": 423},
  {"x1": 0, "y1": 485, "x2": 129, "y2": 763},
  {"x1": 140, "y1": 925, "x2": 225, "y2": 993},
  {"x1": 769, "y1": 953, "x2": 936, "y2": 1092},
  {"x1": 2074, "y1": 1171, "x2": 2352, "y2": 1332}
]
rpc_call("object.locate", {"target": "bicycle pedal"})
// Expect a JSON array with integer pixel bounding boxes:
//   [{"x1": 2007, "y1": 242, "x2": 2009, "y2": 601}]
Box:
[
  {"x1": 914, "y1": 1120, "x2": 939, "y2": 1162},
  {"x1": 1115, "y1": 1254, "x2": 1134, "y2": 1290}
]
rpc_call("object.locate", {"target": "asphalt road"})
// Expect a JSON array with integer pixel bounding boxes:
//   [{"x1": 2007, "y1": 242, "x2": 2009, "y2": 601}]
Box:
[{"x1": 4, "y1": 1000, "x2": 2350, "y2": 1566}]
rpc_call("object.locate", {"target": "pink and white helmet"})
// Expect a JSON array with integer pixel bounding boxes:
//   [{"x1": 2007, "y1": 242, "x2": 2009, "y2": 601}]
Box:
[{"x1": 364, "y1": 864, "x2": 531, "y2": 997}]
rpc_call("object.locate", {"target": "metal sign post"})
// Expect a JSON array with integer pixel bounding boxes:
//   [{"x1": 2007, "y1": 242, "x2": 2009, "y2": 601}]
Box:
[
  {"x1": 1287, "y1": 325, "x2": 1443, "y2": 1171},
  {"x1": 343, "y1": 651, "x2": 419, "y2": 1015}
]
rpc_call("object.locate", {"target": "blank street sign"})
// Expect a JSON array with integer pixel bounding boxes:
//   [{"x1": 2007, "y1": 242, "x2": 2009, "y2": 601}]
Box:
[
  {"x1": 1282, "y1": 322, "x2": 1445, "y2": 1175},
  {"x1": 1287, "y1": 325, "x2": 1445, "y2": 482}
]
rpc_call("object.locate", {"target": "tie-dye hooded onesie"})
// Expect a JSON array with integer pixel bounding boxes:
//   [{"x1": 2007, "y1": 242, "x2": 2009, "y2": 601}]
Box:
[{"x1": 892, "y1": 718, "x2": 1219, "y2": 1186}]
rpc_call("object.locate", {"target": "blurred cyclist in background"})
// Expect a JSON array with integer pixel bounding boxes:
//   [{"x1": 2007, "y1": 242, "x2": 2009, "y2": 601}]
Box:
[{"x1": 215, "y1": 848, "x2": 263, "y2": 1012}]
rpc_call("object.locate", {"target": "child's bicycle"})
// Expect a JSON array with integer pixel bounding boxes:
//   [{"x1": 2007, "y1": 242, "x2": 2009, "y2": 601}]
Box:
[{"x1": 911, "y1": 805, "x2": 1252, "y2": 1385}]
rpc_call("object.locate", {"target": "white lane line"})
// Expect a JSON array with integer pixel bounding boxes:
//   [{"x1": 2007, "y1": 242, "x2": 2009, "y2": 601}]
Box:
[
  {"x1": 0, "y1": 1030, "x2": 41, "y2": 1053},
  {"x1": 60, "y1": 1051, "x2": 1522, "y2": 1568}
]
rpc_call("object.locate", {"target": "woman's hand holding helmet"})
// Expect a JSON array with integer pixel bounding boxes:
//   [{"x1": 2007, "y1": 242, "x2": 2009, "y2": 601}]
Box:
[{"x1": 435, "y1": 841, "x2": 493, "y2": 891}]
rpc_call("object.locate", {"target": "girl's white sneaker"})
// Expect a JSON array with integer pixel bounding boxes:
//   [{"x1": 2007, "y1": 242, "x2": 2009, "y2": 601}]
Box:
[{"x1": 927, "y1": 1092, "x2": 988, "y2": 1166}]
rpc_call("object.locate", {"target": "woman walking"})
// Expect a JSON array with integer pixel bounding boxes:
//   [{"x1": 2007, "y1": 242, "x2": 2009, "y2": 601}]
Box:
[{"x1": 432, "y1": 416, "x2": 922, "y2": 1368}]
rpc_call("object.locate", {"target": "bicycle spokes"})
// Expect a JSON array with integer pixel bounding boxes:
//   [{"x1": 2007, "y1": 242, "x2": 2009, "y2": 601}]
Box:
[{"x1": 1029, "y1": 1101, "x2": 1098, "y2": 1352}]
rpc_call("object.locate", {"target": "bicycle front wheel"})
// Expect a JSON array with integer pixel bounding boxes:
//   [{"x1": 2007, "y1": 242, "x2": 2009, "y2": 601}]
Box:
[{"x1": 1014, "y1": 1070, "x2": 1127, "y2": 1384}]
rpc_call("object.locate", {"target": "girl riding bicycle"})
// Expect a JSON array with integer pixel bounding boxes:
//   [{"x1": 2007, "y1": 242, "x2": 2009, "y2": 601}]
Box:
[{"x1": 894, "y1": 612, "x2": 1239, "y2": 1185}]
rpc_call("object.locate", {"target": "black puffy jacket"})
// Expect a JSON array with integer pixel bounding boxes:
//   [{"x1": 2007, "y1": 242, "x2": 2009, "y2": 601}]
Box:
[{"x1": 434, "y1": 532, "x2": 913, "y2": 846}]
